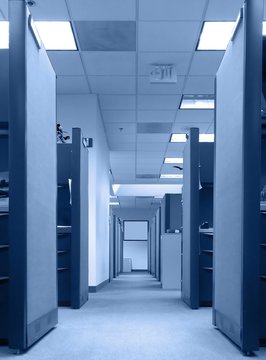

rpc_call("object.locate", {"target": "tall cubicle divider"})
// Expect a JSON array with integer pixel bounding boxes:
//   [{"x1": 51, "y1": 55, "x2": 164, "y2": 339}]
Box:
[
  {"x1": 214, "y1": 0, "x2": 263, "y2": 354},
  {"x1": 57, "y1": 128, "x2": 89, "y2": 309},
  {"x1": 181, "y1": 128, "x2": 214, "y2": 309},
  {"x1": 0, "y1": 0, "x2": 58, "y2": 352}
]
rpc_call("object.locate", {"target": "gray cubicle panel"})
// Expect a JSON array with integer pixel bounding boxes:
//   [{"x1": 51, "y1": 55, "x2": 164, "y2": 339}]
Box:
[
  {"x1": 199, "y1": 143, "x2": 214, "y2": 186},
  {"x1": 181, "y1": 128, "x2": 200, "y2": 309},
  {"x1": 71, "y1": 128, "x2": 89, "y2": 308},
  {"x1": 214, "y1": 0, "x2": 262, "y2": 353},
  {"x1": 57, "y1": 128, "x2": 89, "y2": 309},
  {"x1": 9, "y1": 0, "x2": 57, "y2": 351}
]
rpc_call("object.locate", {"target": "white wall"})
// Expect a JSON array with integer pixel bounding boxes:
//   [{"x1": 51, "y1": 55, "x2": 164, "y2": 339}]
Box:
[{"x1": 57, "y1": 94, "x2": 110, "y2": 287}]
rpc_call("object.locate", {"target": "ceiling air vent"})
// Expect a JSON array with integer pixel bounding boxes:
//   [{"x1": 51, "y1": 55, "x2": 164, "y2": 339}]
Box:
[{"x1": 137, "y1": 122, "x2": 172, "y2": 134}]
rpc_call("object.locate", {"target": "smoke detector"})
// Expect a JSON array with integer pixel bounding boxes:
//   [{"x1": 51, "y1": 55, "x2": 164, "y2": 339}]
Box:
[{"x1": 150, "y1": 64, "x2": 177, "y2": 84}]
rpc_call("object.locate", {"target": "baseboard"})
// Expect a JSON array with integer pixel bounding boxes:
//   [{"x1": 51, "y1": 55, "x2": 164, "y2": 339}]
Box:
[{"x1": 89, "y1": 279, "x2": 109, "y2": 293}]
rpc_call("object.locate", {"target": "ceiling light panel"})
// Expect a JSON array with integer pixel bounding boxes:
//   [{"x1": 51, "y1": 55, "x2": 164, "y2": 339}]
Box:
[
  {"x1": 170, "y1": 134, "x2": 187, "y2": 143},
  {"x1": 199, "y1": 134, "x2": 215, "y2": 142},
  {"x1": 0, "y1": 21, "x2": 9, "y2": 49},
  {"x1": 164, "y1": 157, "x2": 183, "y2": 164},
  {"x1": 160, "y1": 174, "x2": 183, "y2": 179},
  {"x1": 197, "y1": 21, "x2": 235, "y2": 50},
  {"x1": 35, "y1": 21, "x2": 77, "y2": 50},
  {"x1": 180, "y1": 95, "x2": 215, "y2": 109}
]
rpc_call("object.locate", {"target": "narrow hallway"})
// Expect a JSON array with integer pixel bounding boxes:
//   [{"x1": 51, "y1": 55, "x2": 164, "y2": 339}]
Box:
[{"x1": 1, "y1": 273, "x2": 265, "y2": 359}]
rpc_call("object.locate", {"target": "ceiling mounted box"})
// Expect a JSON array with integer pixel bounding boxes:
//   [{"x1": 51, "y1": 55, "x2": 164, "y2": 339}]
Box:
[{"x1": 150, "y1": 64, "x2": 177, "y2": 83}]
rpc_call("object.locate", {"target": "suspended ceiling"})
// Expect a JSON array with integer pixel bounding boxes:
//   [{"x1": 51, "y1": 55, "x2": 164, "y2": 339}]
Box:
[{"x1": 0, "y1": 0, "x2": 260, "y2": 208}]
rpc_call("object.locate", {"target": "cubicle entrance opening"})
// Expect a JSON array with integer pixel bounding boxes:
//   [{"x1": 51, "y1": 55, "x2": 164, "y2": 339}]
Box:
[{"x1": 122, "y1": 221, "x2": 148, "y2": 273}]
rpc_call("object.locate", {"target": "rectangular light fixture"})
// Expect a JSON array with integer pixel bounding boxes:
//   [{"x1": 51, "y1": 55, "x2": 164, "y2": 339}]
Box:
[
  {"x1": 0, "y1": 20, "x2": 77, "y2": 50},
  {"x1": 170, "y1": 133, "x2": 214, "y2": 143},
  {"x1": 35, "y1": 21, "x2": 77, "y2": 50},
  {"x1": 180, "y1": 95, "x2": 215, "y2": 110},
  {"x1": 199, "y1": 134, "x2": 215, "y2": 142},
  {"x1": 160, "y1": 174, "x2": 183, "y2": 179},
  {"x1": 0, "y1": 21, "x2": 9, "y2": 49},
  {"x1": 109, "y1": 202, "x2": 120, "y2": 206},
  {"x1": 164, "y1": 157, "x2": 183, "y2": 164},
  {"x1": 170, "y1": 134, "x2": 187, "y2": 143},
  {"x1": 197, "y1": 21, "x2": 235, "y2": 50}
]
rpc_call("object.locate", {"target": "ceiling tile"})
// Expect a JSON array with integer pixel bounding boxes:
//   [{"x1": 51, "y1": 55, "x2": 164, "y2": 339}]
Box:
[
  {"x1": 110, "y1": 150, "x2": 135, "y2": 161},
  {"x1": 57, "y1": 76, "x2": 89, "y2": 94},
  {"x1": 172, "y1": 122, "x2": 210, "y2": 133},
  {"x1": 82, "y1": 52, "x2": 136, "y2": 76},
  {"x1": 105, "y1": 122, "x2": 136, "y2": 135},
  {"x1": 175, "y1": 109, "x2": 214, "y2": 123},
  {"x1": 108, "y1": 141, "x2": 136, "y2": 151},
  {"x1": 102, "y1": 110, "x2": 136, "y2": 123},
  {"x1": 138, "y1": 52, "x2": 193, "y2": 76},
  {"x1": 161, "y1": 164, "x2": 183, "y2": 173},
  {"x1": 29, "y1": 0, "x2": 69, "y2": 20},
  {"x1": 29, "y1": 0, "x2": 69, "y2": 21},
  {"x1": 137, "y1": 133, "x2": 170, "y2": 143},
  {"x1": 68, "y1": 0, "x2": 136, "y2": 21},
  {"x1": 137, "y1": 142, "x2": 167, "y2": 152},
  {"x1": 0, "y1": 0, "x2": 7, "y2": 19},
  {"x1": 184, "y1": 76, "x2": 215, "y2": 94},
  {"x1": 48, "y1": 51, "x2": 84, "y2": 76},
  {"x1": 107, "y1": 132, "x2": 136, "y2": 143},
  {"x1": 189, "y1": 51, "x2": 224, "y2": 76},
  {"x1": 139, "y1": 0, "x2": 207, "y2": 21},
  {"x1": 166, "y1": 142, "x2": 186, "y2": 153},
  {"x1": 205, "y1": 0, "x2": 243, "y2": 21},
  {"x1": 74, "y1": 21, "x2": 136, "y2": 51},
  {"x1": 88, "y1": 76, "x2": 136, "y2": 94},
  {"x1": 137, "y1": 110, "x2": 176, "y2": 123},
  {"x1": 138, "y1": 21, "x2": 200, "y2": 52},
  {"x1": 207, "y1": 122, "x2": 214, "y2": 133},
  {"x1": 99, "y1": 95, "x2": 136, "y2": 110},
  {"x1": 138, "y1": 76, "x2": 185, "y2": 95},
  {"x1": 138, "y1": 95, "x2": 180, "y2": 110}
]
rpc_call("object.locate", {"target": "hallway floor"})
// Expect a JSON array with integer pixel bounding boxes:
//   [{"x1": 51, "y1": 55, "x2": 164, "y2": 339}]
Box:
[{"x1": 0, "y1": 273, "x2": 265, "y2": 359}]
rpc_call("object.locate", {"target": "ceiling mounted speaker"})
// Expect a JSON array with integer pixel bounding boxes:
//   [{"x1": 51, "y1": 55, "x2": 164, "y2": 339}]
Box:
[{"x1": 150, "y1": 64, "x2": 177, "y2": 84}]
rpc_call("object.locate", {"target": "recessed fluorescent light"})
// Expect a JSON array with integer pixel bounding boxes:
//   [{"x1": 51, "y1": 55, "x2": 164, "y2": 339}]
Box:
[
  {"x1": 160, "y1": 174, "x2": 183, "y2": 179},
  {"x1": 109, "y1": 202, "x2": 120, "y2": 206},
  {"x1": 199, "y1": 134, "x2": 215, "y2": 142},
  {"x1": 180, "y1": 95, "x2": 215, "y2": 110},
  {"x1": 164, "y1": 157, "x2": 183, "y2": 164},
  {"x1": 170, "y1": 134, "x2": 187, "y2": 143},
  {"x1": 197, "y1": 21, "x2": 235, "y2": 50},
  {"x1": 34, "y1": 21, "x2": 77, "y2": 50},
  {"x1": 0, "y1": 21, "x2": 9, "y2": 49}
]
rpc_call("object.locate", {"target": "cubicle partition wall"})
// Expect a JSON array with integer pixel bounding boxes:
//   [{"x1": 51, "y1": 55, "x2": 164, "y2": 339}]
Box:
[
  {"x1": 57, "y1": 128, "x2": 89, "y2": 309},
  {"x1": 0, "y1": 0, "x2": 58, "y2": 351},
  {"x1": 214, "y1": 0, "x2": 263, "y2": 353},
  {"x1": 181, "y1": 128, "x2": 214, "y2": 309}
]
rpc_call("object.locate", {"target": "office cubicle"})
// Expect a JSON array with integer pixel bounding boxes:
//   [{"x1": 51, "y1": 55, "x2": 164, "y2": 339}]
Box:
[
  {"x1": 181, "y1": 128, "x2": 214, "y2": 309},
  {"x1": 57, "y1": 128, "x2": 89, "y2": 309},
  {"x1": 214, "y1": 0, "x2": 263, "y2": 354},
  {"x1": 0, "y1": 1, "x2": 58, "y2": 351}
]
